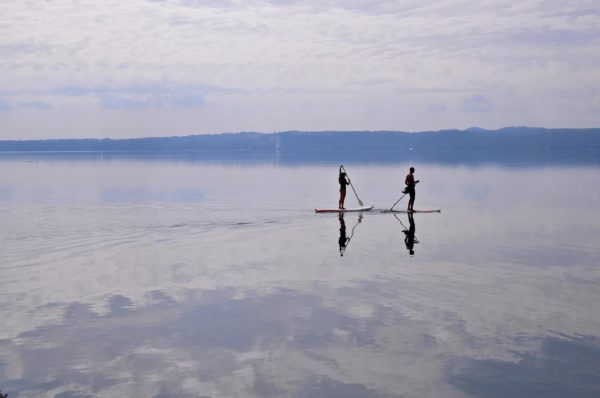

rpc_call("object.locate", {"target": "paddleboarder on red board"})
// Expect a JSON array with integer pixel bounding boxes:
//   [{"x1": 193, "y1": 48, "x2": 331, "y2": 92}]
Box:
[{"x1": 404, "y1": 167, "x2": 420, "y2": 212}]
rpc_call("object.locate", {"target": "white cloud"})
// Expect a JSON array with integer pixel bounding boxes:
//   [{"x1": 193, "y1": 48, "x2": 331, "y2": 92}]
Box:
[{"x1": 0, "y1": 0, "x2": 599, "y2": 138}]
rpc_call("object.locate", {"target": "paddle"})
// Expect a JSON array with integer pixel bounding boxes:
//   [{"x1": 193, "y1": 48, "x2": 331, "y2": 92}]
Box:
[
  {"x1": 341, "y1": 165, "x2": 364, "y2": 207},
  {"x1": 389, "y1": 181, "x2": 419, "y2": 211},
  {"x1": 389, "y1": 193, "x2": 407, "y2": 211}
]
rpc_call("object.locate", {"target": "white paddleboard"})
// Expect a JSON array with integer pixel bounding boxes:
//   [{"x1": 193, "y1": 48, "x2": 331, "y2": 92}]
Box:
[
  {"x1": 380, "y1": 209, "x2": 441, "y2": 213},
  {"x1": 315, "y1": 205, "x2": 374, "y2": 213}
]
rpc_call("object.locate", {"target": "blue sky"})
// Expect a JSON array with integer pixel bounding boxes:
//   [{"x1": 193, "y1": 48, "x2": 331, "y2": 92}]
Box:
[{"x1": 1, "y1": 0, "x2": 599, "y2": 139}]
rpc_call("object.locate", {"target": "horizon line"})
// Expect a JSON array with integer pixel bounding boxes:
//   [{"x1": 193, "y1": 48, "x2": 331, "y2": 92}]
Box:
[{"x1": 4, "y1": 126, "x2": 600, "y2": 142}]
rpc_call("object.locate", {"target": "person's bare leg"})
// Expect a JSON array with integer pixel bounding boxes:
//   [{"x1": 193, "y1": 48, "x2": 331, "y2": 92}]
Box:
[{"x1": 339, "y1": 191, "x2": 346, "y2": 209}]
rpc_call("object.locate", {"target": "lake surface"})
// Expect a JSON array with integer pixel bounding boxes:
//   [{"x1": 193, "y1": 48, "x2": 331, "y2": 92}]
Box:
[{"x1": 1, "y1": 154, "x2": 599, "y2": 398}]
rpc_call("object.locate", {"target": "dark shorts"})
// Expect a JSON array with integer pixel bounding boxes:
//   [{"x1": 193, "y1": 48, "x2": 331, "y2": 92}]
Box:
[{"x1": 408, "y1": 188, "x2": 415, "y2": 199}]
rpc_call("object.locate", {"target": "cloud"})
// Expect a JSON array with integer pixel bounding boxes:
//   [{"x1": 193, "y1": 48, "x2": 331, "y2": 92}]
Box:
[
  {"x1": 99, "y1": 95, "x2": 162, "y2": 110},
  {"x1": 95, "y1": 90, "x2": 204, "y2": 110},
  {"x1": 0, "y1": 85, "x2": 218, "y2": 111},
  {"x1": 95, "y1": 86, "x2": 213, "y2": 110},
  {"x1": 171, "y1": 93, "x2": 204, "y2": 108},
  {"x1": 462, "y1": 95, "x2": 493, "y2": 113},
  {"x1": 17, "y1": 101, "x2": 53, "y2": 110},
  {"x1": 0, "y1": 0, "x2": 599, "y2": 137},
  {"x1": 0, "y1": 99, "x2": 12, "y2": 112},
  {"x1": 0, "y1": 99, "x2": 52, "y2": 112},
  {"x1": 427, "y1": 103, "x2": 449, "y2": 114}
]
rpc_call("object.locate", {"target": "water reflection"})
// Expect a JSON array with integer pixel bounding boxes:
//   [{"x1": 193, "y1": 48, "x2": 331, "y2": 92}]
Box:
[
  {"x1": 1, "y1": 159, "x2": 599, "y2": 397},
  {"x1": 338, "y1": 213, "x2": 348, "y2": 255},
  {"x1": 338, "y1": 213, "x2": 363, "y2": 256},
  {"x1": 0, "y1": 288, "x2": 407, "y2": 397},
  {"x1": 447, "y1": 334, "x2": 600, "y2": 398},
  {"x1": 395, "y1": 213, "x2": 419, "y2": 256},
  {"x1": 3, "y1": 283, "x2": 599, "y2": 397}
]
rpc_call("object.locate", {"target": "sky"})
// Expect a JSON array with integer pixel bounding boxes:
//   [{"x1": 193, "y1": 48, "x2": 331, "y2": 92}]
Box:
[{"x1": 1, "y1": 0, "x2": 599, "y2": 139}]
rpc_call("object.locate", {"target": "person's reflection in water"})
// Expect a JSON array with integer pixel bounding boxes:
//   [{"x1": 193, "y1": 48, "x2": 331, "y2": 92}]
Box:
[
  {"x1": 338, "y1": 213, "x2": 363, "y2": 256},
  {"x1": 338, "y1": 212, "x2": 349, "y2": 256},
  {"x1": 400, "y1": 212, "x2": 418, "y2": 256}
]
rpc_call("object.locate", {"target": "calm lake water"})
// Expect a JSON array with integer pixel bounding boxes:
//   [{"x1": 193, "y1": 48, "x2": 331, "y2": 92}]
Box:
[{"x1": 1, "y1": 154, "x2": 599, "y2": 398}]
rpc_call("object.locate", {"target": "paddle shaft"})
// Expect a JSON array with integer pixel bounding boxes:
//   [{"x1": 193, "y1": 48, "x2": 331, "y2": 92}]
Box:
[
  {"x1": 343, "y1": 214, "x2": 364, "y2": 253},
  {"x1": 390, "y1": 181, "x2": 419, "y2": 210},
  {"x1": 390, "y1": 193, "x2": 407, "y2": 211},
  {"x1": 341, "y1": 166, "x2": 364, "y2": 207},
  {"x1": 393, "y1": 213, "x2": 408, "y2": 229}
]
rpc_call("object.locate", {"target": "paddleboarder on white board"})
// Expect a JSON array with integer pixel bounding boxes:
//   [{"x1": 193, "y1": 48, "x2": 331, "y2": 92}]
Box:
[
  {"x1": 338, "y1": 166, "x2": 350, "y2": 209},
  {"x1": 404, "y1": 167, "x2": 420, "y2": 212}
]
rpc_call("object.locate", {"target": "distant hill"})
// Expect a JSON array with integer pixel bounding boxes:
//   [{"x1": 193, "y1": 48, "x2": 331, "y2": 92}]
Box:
[{"x1": 1, "y1": 127, "x2": 599, "y2": 165}]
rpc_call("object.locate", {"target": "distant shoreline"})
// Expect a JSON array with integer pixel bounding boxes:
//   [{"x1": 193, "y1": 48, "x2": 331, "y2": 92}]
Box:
[{"x1": 1, "y1": 128, "x2": 599, "y2": 166}]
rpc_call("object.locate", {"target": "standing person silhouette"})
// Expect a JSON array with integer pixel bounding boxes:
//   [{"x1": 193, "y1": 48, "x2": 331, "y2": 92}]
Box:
[
  {"x1": 338, "y1": 166, "x2": 350, "y2": 209},
  {"x1": 404, "y1": 167, "x2": 420, "y2": 212}
]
